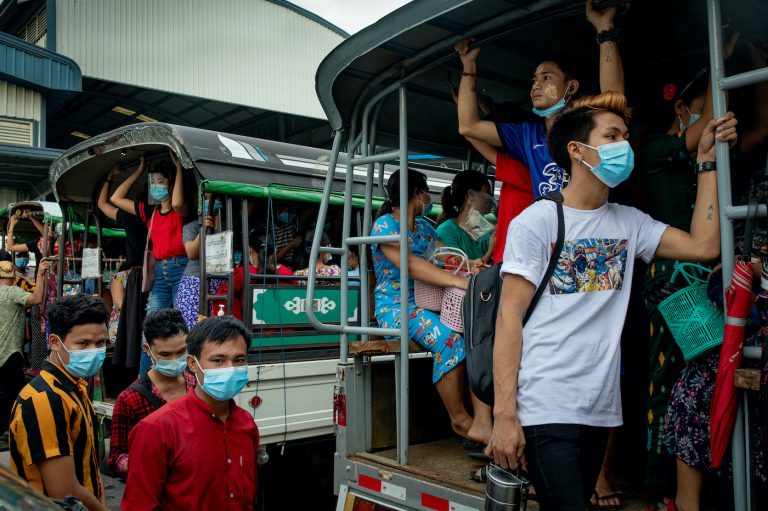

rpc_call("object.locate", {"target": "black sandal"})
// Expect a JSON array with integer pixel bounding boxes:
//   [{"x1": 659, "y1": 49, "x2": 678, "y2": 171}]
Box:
[
  {"x1": 590, "y1": 491, "x2": 622, "y2": 510},
  {"x1": 469, "y1": 465, "x2": 488, "y2": 483}
]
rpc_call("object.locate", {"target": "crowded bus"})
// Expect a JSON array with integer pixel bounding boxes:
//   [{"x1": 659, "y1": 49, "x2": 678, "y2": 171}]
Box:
[{"x1": 0, "y1": 120, "x2": 470, "y2": 507}]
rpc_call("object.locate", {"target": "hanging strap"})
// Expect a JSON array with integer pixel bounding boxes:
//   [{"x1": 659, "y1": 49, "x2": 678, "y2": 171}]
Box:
[
  {"x1": 524, "y1": 192, "x2": 565, "y2": 325},
  {"x1": 144, "y1": 208, "x2": 155, "y2": 253},
  {"x1": 128, "y1": 371, "x2": 165, "y2": 410}
]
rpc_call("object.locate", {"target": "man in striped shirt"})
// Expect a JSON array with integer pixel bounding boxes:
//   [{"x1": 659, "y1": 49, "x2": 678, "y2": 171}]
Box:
[{"x1": 9, "y1": 294, "x2": 110, "y2": 511}]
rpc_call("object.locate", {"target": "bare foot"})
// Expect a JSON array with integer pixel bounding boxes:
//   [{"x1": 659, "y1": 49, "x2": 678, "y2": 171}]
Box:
[
  {"x1": 467, "y1": 420, "x2": 492, "y2": 445},
  {"x1": 451, "y1": 414, "x2": 473, "y2": 439}
]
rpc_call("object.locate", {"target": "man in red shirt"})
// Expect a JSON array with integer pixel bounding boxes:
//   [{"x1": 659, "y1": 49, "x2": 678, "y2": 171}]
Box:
[{"x1": 122, "y1": 317, "x2": 258, "y2": 510}]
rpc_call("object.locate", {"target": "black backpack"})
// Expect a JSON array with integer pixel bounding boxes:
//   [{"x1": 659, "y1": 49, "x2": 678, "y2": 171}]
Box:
[{"x1": 463, "y1": 193, "x2": 565, "y2": 406}]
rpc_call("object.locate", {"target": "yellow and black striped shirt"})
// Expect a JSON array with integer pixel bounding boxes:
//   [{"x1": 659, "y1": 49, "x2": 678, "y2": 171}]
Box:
[{"x1": 8, "y1": 361, "x2": 104, "y2": 502}]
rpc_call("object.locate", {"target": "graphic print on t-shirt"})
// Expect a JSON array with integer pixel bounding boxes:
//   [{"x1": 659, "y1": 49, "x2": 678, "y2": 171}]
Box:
[{"x1": 549, "y1": 238, "x2": 628, "y2": 294}]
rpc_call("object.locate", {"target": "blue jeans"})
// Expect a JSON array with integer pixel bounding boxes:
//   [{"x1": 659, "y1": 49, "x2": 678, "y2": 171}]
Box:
[
  {"x1": 140, "y1": 255, "x2": 188, "y2": 374},
  {"x1": 523, "y1": 424, "x2": 608, "y2": 511}
]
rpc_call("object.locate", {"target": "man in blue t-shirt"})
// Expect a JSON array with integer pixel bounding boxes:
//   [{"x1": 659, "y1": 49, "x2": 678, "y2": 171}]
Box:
[{"x1": 456, "y1": 0, "x2": 625, "y2": 197}]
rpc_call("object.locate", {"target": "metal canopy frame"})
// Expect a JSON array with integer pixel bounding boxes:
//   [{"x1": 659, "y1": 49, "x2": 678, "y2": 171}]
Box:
[
  {"x1": 309, "y1": 1, "x2": 767, "y2": 505},
  {"x1": 314, "y1": 0, "x2": 592, "y2": 159},
  {"x1": 307, "y1": 0, "x2": 586, "y2": 470}
]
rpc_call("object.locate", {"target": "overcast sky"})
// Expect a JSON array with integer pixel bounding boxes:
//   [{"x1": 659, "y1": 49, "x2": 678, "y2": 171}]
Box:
[{"x1": 291, "y1": 0, "x2": 412, "y2": 34}]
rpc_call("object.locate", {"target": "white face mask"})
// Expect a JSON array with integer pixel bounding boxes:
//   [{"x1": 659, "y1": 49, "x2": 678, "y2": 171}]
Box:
[
  {"x1": 460, "y1": 209, "x2": 495, "y2": 241},
  {"x1": 467, "y1": 190, "x2": 496, "y2": 215}
]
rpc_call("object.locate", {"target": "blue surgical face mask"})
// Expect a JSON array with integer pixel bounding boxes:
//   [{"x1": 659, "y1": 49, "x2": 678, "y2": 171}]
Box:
[
  {"x1": 418, "y1": 192, "x2": 433, "y2": 217},
  {"x1": 532, "y1": 80, "x2": 575, "y2": 118},
  {"x1": 194, "y1": 356, "x2": 249, "y2": 401},
  {"x1": 149, "y1": 348, "x2": 188, "y2": 377},
  {"x1": 678, "y1": 105, "x2": 701, "y2": 132},
  {"x1": 15, "y1": 258, "x2": 28, "y2": 270},
  {"x1": 150, "y1": 184, "x2": 170, "y2": 202},
  {"x1": 57, "y1": 339, "x2": 106, "y2": 378},
  {"x1": 233, "y1": 250, "x2": 243, "y2": 265},
  {"x1": 533, "y1": 98, "x2": 566, "y2": 118},
  {"x1": 277, "y1": 212, "x2": 295, "y2": 225},
  {"x1": 577, "y1": 141, "x2": 635, "y2": 188},
  {"x1": 203, "y1": 199, "x2": 222, "y2": 214}
]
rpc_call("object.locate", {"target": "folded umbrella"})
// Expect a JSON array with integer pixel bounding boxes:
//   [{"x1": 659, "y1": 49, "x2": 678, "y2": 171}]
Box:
[{"x1": 710, "y1": 260, "x2": 755, "y2": 468}]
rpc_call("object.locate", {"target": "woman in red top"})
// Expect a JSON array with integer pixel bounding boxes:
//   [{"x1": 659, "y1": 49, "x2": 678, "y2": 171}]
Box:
[{"x1": 112, "y1": 151, "x2": 188, "y2": 373}]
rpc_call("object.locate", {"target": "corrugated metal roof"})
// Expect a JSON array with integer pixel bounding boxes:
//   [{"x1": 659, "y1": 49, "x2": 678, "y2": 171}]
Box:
[{"x1": 0, "y1": 31, "x2": 81, "y2": 95}]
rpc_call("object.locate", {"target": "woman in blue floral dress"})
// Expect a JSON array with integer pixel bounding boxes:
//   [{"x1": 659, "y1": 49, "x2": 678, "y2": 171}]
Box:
[{"x1": 371, "y1": 169, "x2": 477, "y2": 438}]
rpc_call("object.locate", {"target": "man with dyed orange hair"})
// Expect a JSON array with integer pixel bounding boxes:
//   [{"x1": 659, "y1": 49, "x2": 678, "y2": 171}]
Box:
[{"x1": 487, "y1": 91, "x2": 737, "y2": 511}]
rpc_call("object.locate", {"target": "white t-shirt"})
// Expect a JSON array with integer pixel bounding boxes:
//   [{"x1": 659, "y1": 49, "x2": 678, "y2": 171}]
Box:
[{"x1": 501, "y1": 200, "x2": 667, "y2": 427}]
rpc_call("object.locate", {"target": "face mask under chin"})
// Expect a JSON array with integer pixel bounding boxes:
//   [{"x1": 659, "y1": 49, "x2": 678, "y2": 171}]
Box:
[
  {"x1": 678, "y1": 105, "x2": 701, "y2": 132},
  {"x1": 532, "y1": 80, "x2": 575, "y2": 118},
  {"x1": 460, "y1": 208, "x2": 495, "y2": 241}
]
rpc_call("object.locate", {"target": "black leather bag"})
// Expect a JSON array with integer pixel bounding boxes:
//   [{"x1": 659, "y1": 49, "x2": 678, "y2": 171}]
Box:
[{"x1": 463, "y1": 193, "x2": 565, "y2": 406}]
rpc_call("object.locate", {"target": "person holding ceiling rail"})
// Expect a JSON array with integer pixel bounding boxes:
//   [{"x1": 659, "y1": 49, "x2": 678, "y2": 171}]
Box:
[{"x1": 488, "y1": 92, "x2": 736, "y2": 511}]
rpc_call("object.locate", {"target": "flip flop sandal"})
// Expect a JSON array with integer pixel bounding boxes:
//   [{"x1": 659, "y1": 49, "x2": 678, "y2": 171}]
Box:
[
  {"x1": 591, "y1": 491, "x2": 623, "y2": 510},
  {"x1": 462, "y1": 439, "x2": 483, "y2": 450},
  {"x1": 466, "y1": 448, "x2": 491, "y2": 461},
  {"x1": 469, "y1": 465, "x2": 488, "y2": 483}
]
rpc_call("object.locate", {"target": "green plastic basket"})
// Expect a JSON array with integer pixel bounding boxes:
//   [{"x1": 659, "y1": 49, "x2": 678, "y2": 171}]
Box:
[{"x1": 657, "y1": 262, "x2": 724, "y2": 361}]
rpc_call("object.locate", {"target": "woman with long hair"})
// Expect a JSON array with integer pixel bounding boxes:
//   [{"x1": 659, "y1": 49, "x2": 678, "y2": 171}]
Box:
[
  {"x1": 371, "y1": 169, "x2": 485, "y2": 440},
  {"x1": 437, "y1": 169, "x2": 495, "y2": 265}
]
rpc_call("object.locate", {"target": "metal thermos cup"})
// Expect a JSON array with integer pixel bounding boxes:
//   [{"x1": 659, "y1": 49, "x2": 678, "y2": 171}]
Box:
[{"x1": 485, "y1": 464, "x2": 529, "y2": 511}]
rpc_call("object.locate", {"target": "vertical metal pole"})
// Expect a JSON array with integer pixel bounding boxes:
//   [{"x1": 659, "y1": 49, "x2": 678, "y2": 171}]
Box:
[
  {"x1": 707, "y1": 0, "x2": 734, "y2": 288},
  {"x1": 397, "y1": 84, "x2": 409, "y2": 465},
  {"x1": 359, "y1": 102, "x2": 383, "y2": 341},
  {"x1": 732, "y1": 394, "x2": 748, "y2": 511},
  {"x1": 241, "y1": 198, "x2": 252, "y2": 329},
  {"x1": 707, "y1": 1, "x2": 745, "y2": 509},
  {"x1": 199, "y1": 191, "x2": 207, "y2": 318},
  {"x1": 80, "y1": 210, "x2": 89, "y2": 292},
  {"x1": 743, "y1": 391, "x2": 753, "y2": 510},
  {"x1": 339, "y1": 156, "x2": 354, "y2": 350},
  {"x1": 378, "y1": 162, "x2": 386, "y2": 197},
  {"x1": 305, "y1": 131, "x2": 344, "y2": 350},
  {"x1": 57, "y1": 209, "x2": 66, "y2": 297},
  {"x1": 94, "y1": 212, "x2": 103, "y2": 296},
  {"x1": 226, "y1": 196, "x2": 234, "y2": 314}
]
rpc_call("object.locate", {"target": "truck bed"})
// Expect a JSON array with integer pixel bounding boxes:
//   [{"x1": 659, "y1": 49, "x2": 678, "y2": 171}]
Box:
[
  {"x1": 371, "y1": 439, "x2": 487, "y2": 496},
  {"x1": 358, "y1": 439, "x2": 654, "y2": 510}
]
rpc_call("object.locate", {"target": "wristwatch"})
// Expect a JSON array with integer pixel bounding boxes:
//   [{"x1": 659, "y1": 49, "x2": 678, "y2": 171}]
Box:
[
  {"x1": 597, "y1": 28, "x2": 620, "y2": 44},
  {"x1": 696, "y1": 161, "x2": 717, "y2": 172}
]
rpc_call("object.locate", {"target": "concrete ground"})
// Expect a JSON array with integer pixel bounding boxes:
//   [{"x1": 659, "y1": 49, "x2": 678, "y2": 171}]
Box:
[
  {"x1": 2, "y1": 443, "x2": 667, "y2": 511},
  {"x1": 1, "y1": 442, "x2": 125, "y2": 511}
]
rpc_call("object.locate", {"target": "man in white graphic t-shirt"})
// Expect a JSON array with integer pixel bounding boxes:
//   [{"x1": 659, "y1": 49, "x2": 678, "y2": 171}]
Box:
[{"x1": 487, "y1": 91, "x2": 738, "y2": 511}]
